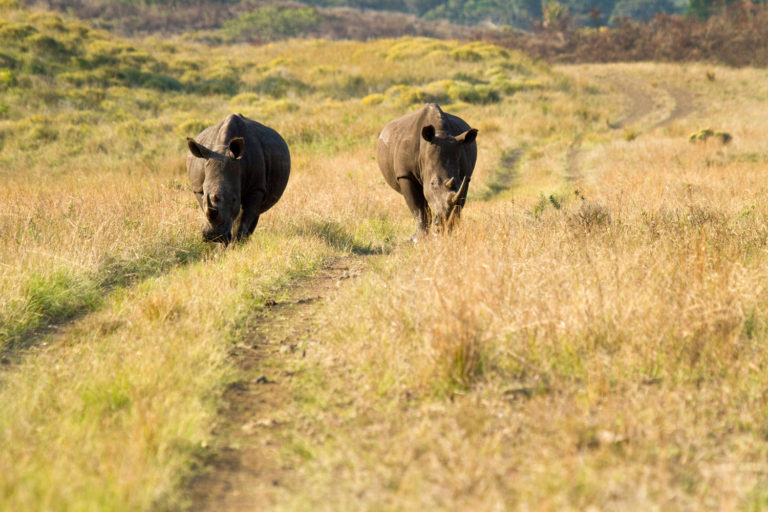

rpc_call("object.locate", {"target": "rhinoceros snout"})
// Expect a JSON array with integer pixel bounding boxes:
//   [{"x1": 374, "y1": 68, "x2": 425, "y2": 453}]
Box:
[
  {"x1": 202, "y1": 222, "x2": 232, "y2": 245},
  {"x1": 432, "y1": 206, "x2": 461, "y2": 233}
]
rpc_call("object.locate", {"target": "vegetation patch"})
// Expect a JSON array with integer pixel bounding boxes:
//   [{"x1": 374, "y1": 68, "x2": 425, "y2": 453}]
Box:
[
  {"x1": 688, "y1": 127, "x2": 732, "y2": 144},
  {"x1": 221, "y1": 5, "x2": 321, "y2": 42}
]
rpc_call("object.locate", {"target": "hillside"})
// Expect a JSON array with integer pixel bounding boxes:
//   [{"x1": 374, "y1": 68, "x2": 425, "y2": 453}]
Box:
[
  {"x1": 26, "y1": 0, "x2": 686, "y2": 36},
  {"x1": 24, "y1": 0, "x2": 768, "y2": 68},
  {"x1": 23, "y1": 0, "x2": 472, "y2": 38},
  {"x1": 4, "y1": 0, "x2": 768, "y2": 510}
]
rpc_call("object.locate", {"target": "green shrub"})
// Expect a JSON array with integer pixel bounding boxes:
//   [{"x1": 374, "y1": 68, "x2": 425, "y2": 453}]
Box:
[
  {"x1": 450, "y1": 47, "x2": 482, "y2": 61},
  {"x1": 688, "y1": 128, "x2": 732, "y2": 144},
  {"x1": 261, "y1": 99, "x2": 300, "y2": 114},
  {"x1": 229, "y1": 92, "x2": 260, "y2": 108},
  {"x1": 332, "y1": 74, "x2": 367, "y2": 98},
  {"x1": 176, "y1": 118, "x2": 210, "y2": 137},
  {"x1": 452, "y1": 71, "x2": 485, "y2": 84},
  {"x1": 28, "y1": 124, "x2": 58, "y2": 143},
  {"x1": 385, "y1": 84, "x2": 426, "y2": 106},
  {"x1": 0, "y1": 52, "x2": 18, "y2": 69},
  {"x1": 0, "y1": 23, "x2": 37, "y2": 42},
  {"x1": 142, "y1": 73, "x2": 182, "y2": 91},
  {"x1": 361, "y1": 93, "x2": 385, "y2": 105},
  {"x1": 0, "y1": 68, "x2": 17, "y2": 88},
  {"x1": 65, "y1": 88, "x2": 106, "y2": 109},
  {"x1": 255, "y1": 72, "x2": 307, "y2": 98},
  {"x1": 191, "y1": 79, "x2": 235, "y2": 95},
  {"x1": 29, "y1": 34, "x2": 72, "y2": 57},
  {"x1": 222, "y1": 6, "x2": 321, "y2": 42},
  {"x1": 472, "y1": 84, "x2": 501, "y2": 103},
  {"x1": 425, "y1": 80, "x2": 502, "y2": 105},
  {"x1": 21, "y1": 57, "x2": 49, "y2": 75},
  {"x1": 39, "y1": 14, "x2": 66, "y2": 32},
  {"x1": 59, "y1": 71, "x2": 89, "y2": 87},
  {"x1": 25, "y1": 269, "x2": 99, "y2": 325},
  {"x1": 422, "y1": 80, "x2": 454, "y2": 104},
  {"x1": 451, "y1": 42, "x2": 510, "y2": 61}
]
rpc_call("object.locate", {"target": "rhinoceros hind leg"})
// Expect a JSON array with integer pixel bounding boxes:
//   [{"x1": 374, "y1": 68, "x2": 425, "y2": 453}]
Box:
[{"x1": 398, "y1": 177, "x2": 429, "y2": 240}]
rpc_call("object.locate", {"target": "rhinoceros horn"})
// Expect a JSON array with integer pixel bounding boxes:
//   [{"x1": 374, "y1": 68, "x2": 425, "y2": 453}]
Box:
[
  {"x1": 206, "y1": 194, "x2": 219, "y2": 220},
  {"x1": 449, "y1": 176, "x2": 468, "y2": 207},
  {"x1": 445, "y1": 177, "x2": 456, "y2": 190}
]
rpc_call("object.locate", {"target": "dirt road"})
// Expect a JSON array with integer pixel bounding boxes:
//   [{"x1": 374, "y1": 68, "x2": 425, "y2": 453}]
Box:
[{"x1": 187, "y1": 256, "x2": 365, "y2": 510}]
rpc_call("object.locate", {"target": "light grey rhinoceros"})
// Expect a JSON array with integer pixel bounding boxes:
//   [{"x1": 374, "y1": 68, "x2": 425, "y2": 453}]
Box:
[
  {"x1": 376, "y1": 103, "x2": 477, "y2": 239},
  {"x1": 186, "y1": 113, "x2": 290, "y2": 244}
]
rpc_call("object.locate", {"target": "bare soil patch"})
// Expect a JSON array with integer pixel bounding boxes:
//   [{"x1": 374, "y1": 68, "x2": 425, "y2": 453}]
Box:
[
  {"x1": 654, "y1": 85, "x2": 696, "y2": 128},
  {"x1": 607, "y1": 78, "x2": 657, "y2": 129},
  {"x1": 565, "y1": 133, "x2": 584, "y2": 182}
]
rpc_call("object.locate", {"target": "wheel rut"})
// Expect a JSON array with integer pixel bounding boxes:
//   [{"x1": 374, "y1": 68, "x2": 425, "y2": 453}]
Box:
[
  {"x1": 565, "y1": 74, "x2": 697, "y2": 183},
  {"x1": 654, "y1": 85, "x2": 696, "y2": 128},
  {"x1": 186, "y1": 255, "x2": 365, "y2": 511},
  {"x1": 607, "y1": 78, "x2": 657, "y2": 130}
]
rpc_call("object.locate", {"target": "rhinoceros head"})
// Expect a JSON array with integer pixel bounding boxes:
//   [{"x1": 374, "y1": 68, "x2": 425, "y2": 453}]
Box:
[
  {"x1": 419, "y1": 125, "x2": 477, "y2": 230},
  {"x1": 187, "y1": 136, "x2": 244, "y2": 245}
]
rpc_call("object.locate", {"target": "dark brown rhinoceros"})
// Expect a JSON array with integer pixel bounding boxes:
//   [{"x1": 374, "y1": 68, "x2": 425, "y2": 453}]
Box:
[
  {"x1": 186, "y1": 113, "x2": 290, "y2": 244},
  {"x1": 376, "y1": 103, "x2": 477, "y2": 239}
]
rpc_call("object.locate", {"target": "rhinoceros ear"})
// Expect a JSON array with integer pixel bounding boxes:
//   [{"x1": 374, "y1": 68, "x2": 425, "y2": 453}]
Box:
[
  {"x1": 421, "y1": 125, "x2": 436, "y2": 142},
  {"x1": 456, "y1": 129, "x2": 478, "y2": 145},
  {"x1": 187, "y1": 138, "x2": 211, "y2": 159},
  {"x1": 228, "y1": 137, "x2": 245, "y2": 160}
]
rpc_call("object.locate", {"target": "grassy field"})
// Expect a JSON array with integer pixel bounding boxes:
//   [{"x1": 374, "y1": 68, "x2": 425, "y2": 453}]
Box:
[{"x1": 3, "y1": 1, "x2": 768, "y2": 510}]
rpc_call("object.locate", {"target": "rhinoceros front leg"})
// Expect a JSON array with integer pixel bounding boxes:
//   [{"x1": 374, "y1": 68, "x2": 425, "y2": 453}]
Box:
[
  {"x1": 397, "y1": 176, "x2": 429, "y2": 241},
  {"x1": 235, "y1": 190, "x2": 264, "y2": 241}
]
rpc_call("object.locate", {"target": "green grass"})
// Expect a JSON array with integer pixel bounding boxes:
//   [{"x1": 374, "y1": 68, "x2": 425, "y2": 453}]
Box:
[
  {"x1": 0, "y1": 230, "x2": 337, "y2": 511},
  {"x1": 1, "y1": 238, "x2": 209, "y2": 351}
]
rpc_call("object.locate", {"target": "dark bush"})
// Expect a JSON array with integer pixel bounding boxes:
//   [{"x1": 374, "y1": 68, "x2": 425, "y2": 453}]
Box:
[
  {"x1": 194, "y1": 78, "x2": 238, "y2": 95},
  {"x1": 478, "y1": 1, "x2": 768, "y2": 67},
  {"x1": 0, "y1": 52, "x2": 18, "y2": 69},
  {"x1": 29, "y1": 34, "x2": 72, "y2": 57},
  {"x1": 141, "y1": 73, "x2": 182, "y2": 91},
  {"x1": 221, "y1": 5, "x2": 322, "y2": 42},
  {"x1": 255, "y1": 74, "x2": 309, "y2": 98}
]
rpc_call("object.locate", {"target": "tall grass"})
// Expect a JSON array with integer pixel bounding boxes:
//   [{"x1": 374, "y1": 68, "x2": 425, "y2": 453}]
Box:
[
  {"x1": 0, "y1": 231, "x2": 334, "y2": 511},
  {"x1": 0, "y1": 1, "x2": 552, "y2": 349},
  {"x1": 5, "y1": 1, "x2": 768, "y2": 509},
  {"x1": 242, "y1": 64, "x2": 768, "y2": 509}
]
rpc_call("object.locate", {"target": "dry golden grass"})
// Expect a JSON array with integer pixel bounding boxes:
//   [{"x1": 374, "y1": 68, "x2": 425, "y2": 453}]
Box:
[
  {"x1": 3, "y1": 3, "x2": 768, "y2": 509},
  {"x1": 241, "y1": 64, "x2": 768, "y2": 510},
  {"x1": 0, "y1": 144, "x2": 406, "y2": 509}
]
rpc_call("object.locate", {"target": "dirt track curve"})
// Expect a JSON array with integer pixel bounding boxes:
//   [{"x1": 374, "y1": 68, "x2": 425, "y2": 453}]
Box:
[
  {"x1": 565, "y1": 75, "x2": 697, "y2": 182},
  {"x1": 609, "y1": 77, "x2": 697, "y2": 130}
]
